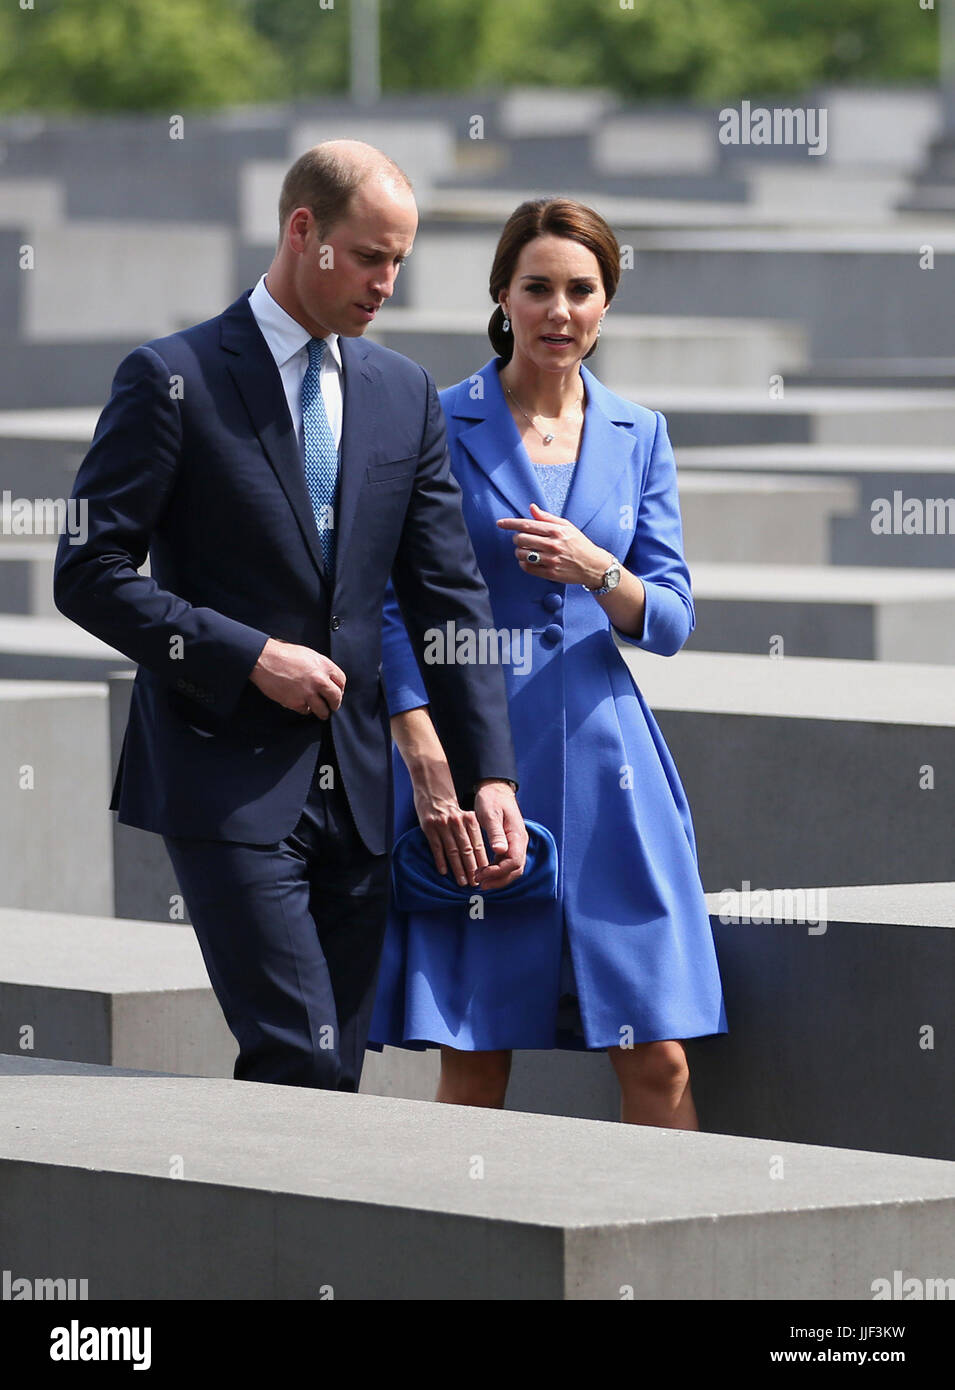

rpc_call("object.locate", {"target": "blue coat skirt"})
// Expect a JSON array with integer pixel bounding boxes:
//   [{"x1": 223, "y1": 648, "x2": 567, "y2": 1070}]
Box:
[{"x1": 368, "y1": 360, "x2": 727, "y2": 1051}]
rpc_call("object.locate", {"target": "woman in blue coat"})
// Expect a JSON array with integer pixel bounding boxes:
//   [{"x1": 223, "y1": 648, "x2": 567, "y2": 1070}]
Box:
[{"x1": 369, "y1": 197, "x2": 726, "y2": 1127}]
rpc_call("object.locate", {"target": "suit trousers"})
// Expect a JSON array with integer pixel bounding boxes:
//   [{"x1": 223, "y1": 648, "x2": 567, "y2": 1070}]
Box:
[{"x1": 163, "y1": 729, "x2": 391, "y2": 1092}]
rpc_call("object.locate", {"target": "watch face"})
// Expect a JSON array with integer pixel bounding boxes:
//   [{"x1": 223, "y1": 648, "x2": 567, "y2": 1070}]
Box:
[{"x1": 606, "y1": 564, "x2": 621, "y2": 590}]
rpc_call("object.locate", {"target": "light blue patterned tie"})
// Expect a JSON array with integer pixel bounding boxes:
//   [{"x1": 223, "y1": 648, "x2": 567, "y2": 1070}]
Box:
[{"x1": 301, "y1": 337, "x2": 338, "y2": 576}]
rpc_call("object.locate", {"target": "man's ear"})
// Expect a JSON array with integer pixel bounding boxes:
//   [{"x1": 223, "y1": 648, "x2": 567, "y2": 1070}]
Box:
[{"x1": 286, "y1": 207, "x2": 312, "y2": 254}]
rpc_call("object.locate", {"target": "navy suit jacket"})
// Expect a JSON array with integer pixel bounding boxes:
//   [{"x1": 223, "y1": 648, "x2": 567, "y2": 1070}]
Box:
[{"x1": 53, "y1": 292, "x2": 517, "y2": 853}]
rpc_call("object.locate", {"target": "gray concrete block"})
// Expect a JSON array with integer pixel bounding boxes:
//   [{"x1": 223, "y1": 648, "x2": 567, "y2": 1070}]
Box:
[
  {"x1": 0, "y1": 338, "x2": 139, "y2": 410},
  {"x1": 0, "y1": 113, "x2": 289, "y2": 224},
  {"x1": 0, "y1": 908, "x2": 235, "y2": 1076},
  {"x1": 0, "y1": 229, "x2": 24, "y2": 334},
  {"x1": 678, "y1": 444, "x2": 955, "y2": 568},
  {"x1": 500, "y1": 88, "x2": 614, "y2": 139},
  {"x1": 2, "y1": 1063, "x2": 954, "y2": 1299},
  {"x1": 0, "y1": 615, "x2": 132, "y2": 680},
  {"x1": 687, "y1": 562, "x2": 955, "y2": 662},
  {"x1": 621, "y1": 647, "x2": 955, "y2": 891},
  {"x1": 644, "y1": 385, "x2": 955, "y2": 450},
  {"x1": 366, "y1": 308, "x2": 807, "y2": 391},
  {"x1": 686, "y1": 882, "x2": 955, "y2": 1161},
  {"x1": 0, "y1": 1052, "x2": 166, "y2": 1079},
  {"x1": 679, "y1": 472, "x2": 858, "y2": 564},
  {"x1": 0, "y1": 407, "x2": 96, "y2": 526},
  {"x1": 21, "y1": 222, "x2": 233, "y2": 342},
  {"x1": 361, "y1": 1045, "x2": 622, "y2": 1123},
  {"x1": 0, "y1": 543, "x2": 58, "y2": 616},
  {"x1": 0, "y1": 177, "x2": 64, "y2": 229},
  {"x1": 613, "y1": 236, "x2": 955, "y2": 361},
  {"x1": 0, "y1": 681, "x2": 112, "y2": 914}
]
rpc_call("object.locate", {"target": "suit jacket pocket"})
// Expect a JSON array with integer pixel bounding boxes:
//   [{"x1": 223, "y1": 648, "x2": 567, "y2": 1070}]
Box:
[{"x1": 366, "y1": 457, "x2": 417, "y2": 485}]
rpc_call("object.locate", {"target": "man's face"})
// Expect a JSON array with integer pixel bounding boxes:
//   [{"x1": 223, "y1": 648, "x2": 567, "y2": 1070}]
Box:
[{"x1": 289, "y1": 177, "x2": 418, "y2": 338}]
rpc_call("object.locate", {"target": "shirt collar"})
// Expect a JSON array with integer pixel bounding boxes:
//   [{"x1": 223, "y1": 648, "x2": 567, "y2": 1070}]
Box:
[{"x1": 249, "y1": 274, "x2": 342, "y2": 371}]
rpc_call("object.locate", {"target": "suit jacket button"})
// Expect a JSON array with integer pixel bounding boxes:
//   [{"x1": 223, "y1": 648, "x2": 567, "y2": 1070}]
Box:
[
  {"x1": 330, "y1": 615, "x2": 341, "y2": 631},
  {"x1": 541, "y1": 623, "x2": 563, "y2": 647}
]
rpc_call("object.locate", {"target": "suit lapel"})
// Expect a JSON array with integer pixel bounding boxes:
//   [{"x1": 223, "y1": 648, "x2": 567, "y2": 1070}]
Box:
[
  {"x1": 220, "y1": 294, "x2": 330, "y2": 586},
  {"x1": 334, "y1": 335, "x2": 380, "y2": 576}
]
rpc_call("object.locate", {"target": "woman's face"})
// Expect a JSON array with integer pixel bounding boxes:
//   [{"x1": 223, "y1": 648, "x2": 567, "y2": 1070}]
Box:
[{"x1": 499, "y1": 234, "x2": 608, "y2": 373}]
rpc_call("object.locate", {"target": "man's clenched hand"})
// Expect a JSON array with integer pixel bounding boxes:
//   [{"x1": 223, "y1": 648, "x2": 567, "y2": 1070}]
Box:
[{"x1": 249, "y1": 637, "x2": 346, "y2": 718}]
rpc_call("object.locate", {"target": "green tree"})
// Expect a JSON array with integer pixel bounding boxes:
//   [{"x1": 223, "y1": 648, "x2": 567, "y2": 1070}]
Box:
[
  {"x1": 0, "y1": 0, "x2": 281, "y2": 113},
  {"x1": 245, "y1": 0, "x2": 349, "y2": 98},
  {"x1": 0, "y1": 0, "x2": 941, "y2": 113}
]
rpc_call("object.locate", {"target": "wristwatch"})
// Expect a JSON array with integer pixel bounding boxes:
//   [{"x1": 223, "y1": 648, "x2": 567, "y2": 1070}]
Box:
[{"x1": 583, "y1": 558, "x2": 622, "y2": 596}]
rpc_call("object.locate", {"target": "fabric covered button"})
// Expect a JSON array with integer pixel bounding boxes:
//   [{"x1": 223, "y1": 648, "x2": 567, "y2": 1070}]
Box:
[
  {"x1": 542, "y1": 592, "x2": 563, "y2": 613},
  {"x1": 541, "y1": 624, "x2": 563, "y2": 646}
]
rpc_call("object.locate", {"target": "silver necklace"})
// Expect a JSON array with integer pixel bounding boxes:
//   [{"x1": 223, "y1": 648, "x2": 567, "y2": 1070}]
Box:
[{"x1": 504, "y1": 383, "x2": 581, "y2": 446}]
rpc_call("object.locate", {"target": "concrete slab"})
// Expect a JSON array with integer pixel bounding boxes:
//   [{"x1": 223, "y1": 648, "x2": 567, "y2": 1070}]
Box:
[
  {"x1": 0, "y1": 542, "x2": 57, "y2": 616},
  {"x1": 0, "y1": 908, "x2": 235, "y2": 1076},
  {"x1": 678, "y1": 445, "x2": 955, "y2": 568},
  {"x1": 0, "y1": 682, "x2": 112, "y2": 914},
  {"x1": 687, "y1": 562, "x2": 955, "y2": 662},
  {"x1": 678, "y1": 472, "x2": 858, "y2": 564},
  {"x1": 612, "y1": 235, "x2": 955, "y2": 362},
  {"x1": 618, "y1": 647, "x2": 955, "y2": 889},
  {"x1": 641, "y1": 385, "x2": 955, "y2": 448},
  {"x1": 366, "y1": 308, "x2": 806, "y2": 390},
  {"x1": 0, "y1": 615, "x2": 131, "y2": 680},
  {"x1": 2, "y1": 1063, "x2": 954, "y2": 1299},
  {"x1": 0, "y1": 407, "x2": 98, "y2": 441},
  {"x1": 20, "y1": 222, "x2": 233, "y2": 342},
  {"x1": 0, "y1": 338, "x2": 139, "y2": 410},
  {"x1": 688, "y1": 882, "x2": 955, "y2": 1161}
]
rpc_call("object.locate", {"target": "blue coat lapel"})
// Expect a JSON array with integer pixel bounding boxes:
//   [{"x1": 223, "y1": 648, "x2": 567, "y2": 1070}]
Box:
[
  {"x1": 450, "y1": 359, "x2": 638, "y2": 529},
  {"x1": 562, "y1": 366, "x2": 640, "y2": 535},
  {"x1": 220, "y1": 295, "x2": 330, "y2": 587},
  {"x1": 451, "y1": 360, "x2": 548, "y2": 517}
]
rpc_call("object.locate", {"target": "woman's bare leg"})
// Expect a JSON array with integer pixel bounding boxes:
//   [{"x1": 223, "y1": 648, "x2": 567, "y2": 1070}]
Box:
[
  {"x1": 608, "y1": 1039, "x2": 698, "y2": 1129},
  {"x1": 436, "y1": 1045, "x2": 512, "y2": 1108}
]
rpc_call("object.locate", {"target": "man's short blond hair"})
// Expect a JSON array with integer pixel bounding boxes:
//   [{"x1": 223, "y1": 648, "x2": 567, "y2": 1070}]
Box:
[{"x1": 278, "y1": 144, "x2": 412, "y2": 242}]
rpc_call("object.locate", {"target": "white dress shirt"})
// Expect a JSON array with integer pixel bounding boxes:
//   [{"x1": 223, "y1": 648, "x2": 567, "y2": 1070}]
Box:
[{"x1": 248, "y1": 274, "x2": 343, "y2": 449}]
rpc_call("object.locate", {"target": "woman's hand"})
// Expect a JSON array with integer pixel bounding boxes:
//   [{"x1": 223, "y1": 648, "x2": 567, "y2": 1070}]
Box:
[
  {"x1": 497, "y1": 502, "x2": 613, "y2": 588},
  {"x1": 410, "y1": 759, "x2": 490, "y2": 888},
  {"x1": 390, "y1": 707, "x2": 489, "y2": 887}
]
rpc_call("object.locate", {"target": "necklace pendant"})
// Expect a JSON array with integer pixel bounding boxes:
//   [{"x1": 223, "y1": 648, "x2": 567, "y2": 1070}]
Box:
[{"x1": 542, "y1": 432, "x2": 555, "y2": 445}]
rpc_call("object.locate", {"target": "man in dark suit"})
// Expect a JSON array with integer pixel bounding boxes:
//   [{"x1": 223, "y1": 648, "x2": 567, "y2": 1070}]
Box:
[{"x1": 54, "y1": 140, "x2": 526, "y2": 1093}]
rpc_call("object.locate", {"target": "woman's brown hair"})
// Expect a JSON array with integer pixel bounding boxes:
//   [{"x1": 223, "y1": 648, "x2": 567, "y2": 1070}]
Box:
[{"x1": 487, "y1": 198, "x2": 621, "y2": 363}]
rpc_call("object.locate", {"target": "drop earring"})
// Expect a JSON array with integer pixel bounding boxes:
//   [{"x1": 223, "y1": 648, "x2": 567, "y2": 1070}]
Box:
[{"x1": 502, "y1": 315, "x2": 510, "y2": 332}]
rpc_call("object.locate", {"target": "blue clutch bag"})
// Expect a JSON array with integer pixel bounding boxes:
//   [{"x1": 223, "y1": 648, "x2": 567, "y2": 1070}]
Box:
[{"x1": 391, "y1": 819, "x2": 559, "y2": 912}]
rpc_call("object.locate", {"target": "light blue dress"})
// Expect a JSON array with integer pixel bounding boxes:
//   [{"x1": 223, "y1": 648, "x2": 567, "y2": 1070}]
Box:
[{"x1": 368, "y1": 359, "x2": 727, "y2": 1052}]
